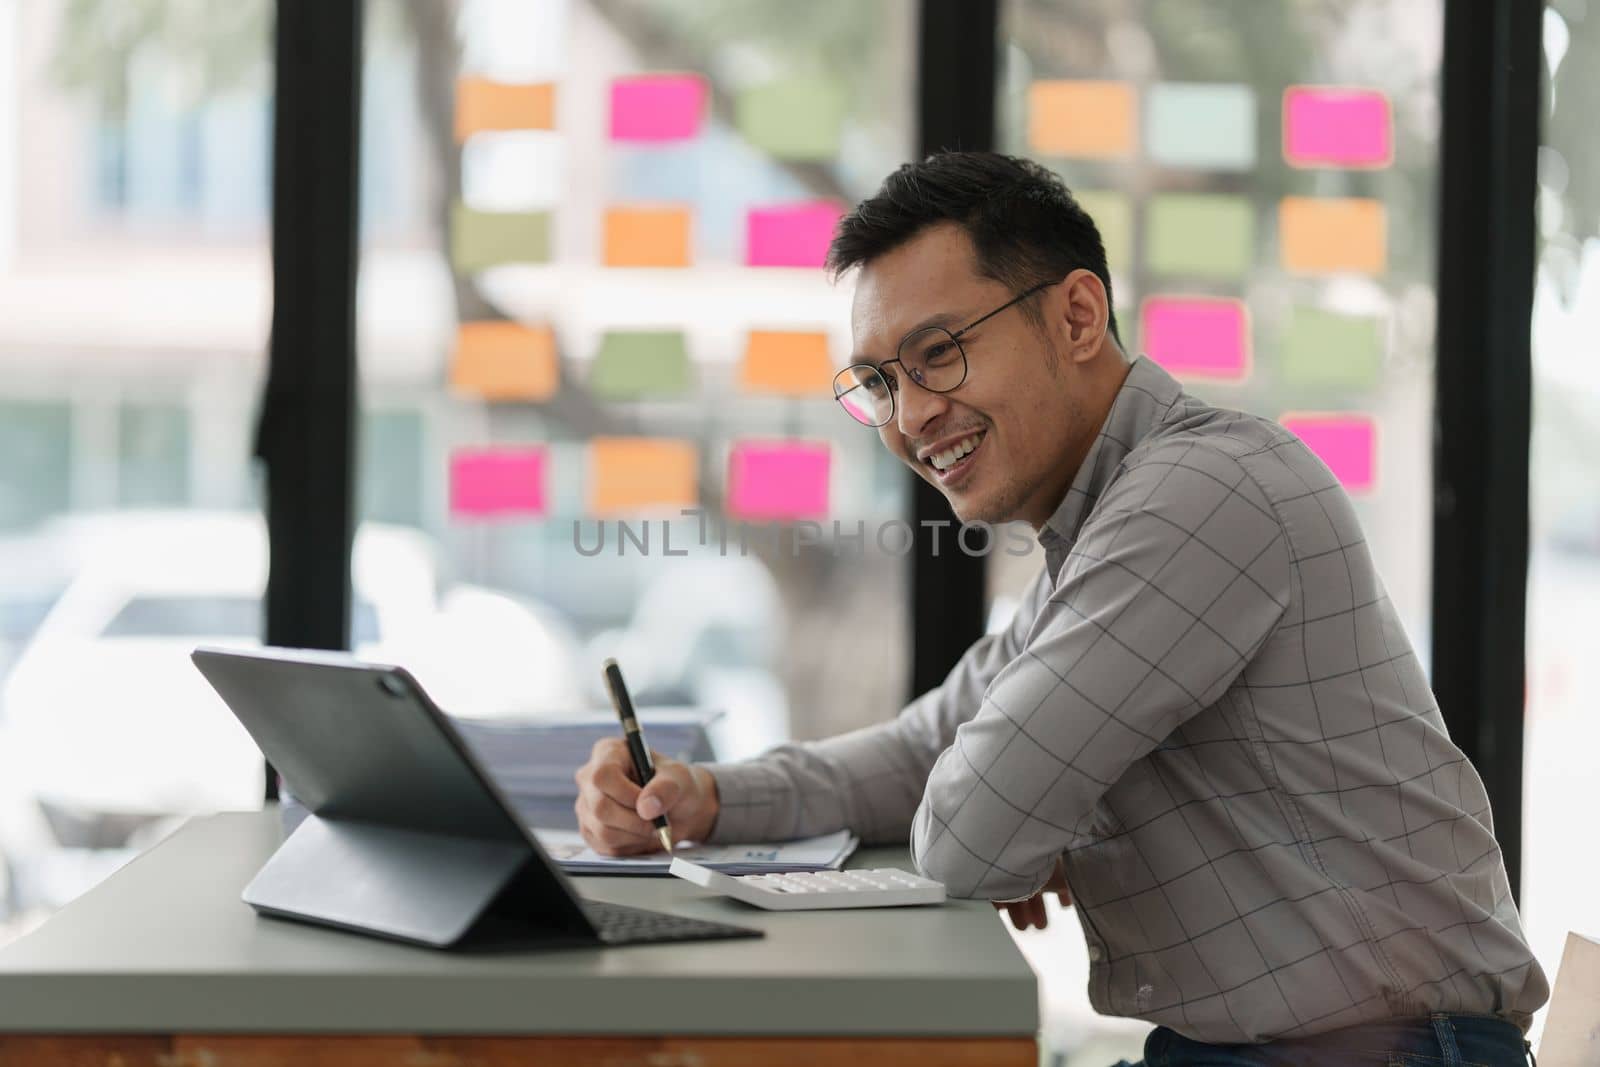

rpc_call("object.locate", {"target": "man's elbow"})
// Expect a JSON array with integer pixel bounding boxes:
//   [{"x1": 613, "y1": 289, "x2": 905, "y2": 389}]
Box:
[
  {"x1": 908, "y1": 807, "x2": 971, "y2": 892},
  {"x1": 910, "y1": 825, "x2": 1012, "y2": 899},
  {"x1": 911, "y1": 815, "x2": 1053, "y2": 900},
  {"x1": 912, "y1": 844, "x2": 978, "y2": 896},
  {"x1": 915, "y1": 848, "x2": 1047, "y2": 900}
]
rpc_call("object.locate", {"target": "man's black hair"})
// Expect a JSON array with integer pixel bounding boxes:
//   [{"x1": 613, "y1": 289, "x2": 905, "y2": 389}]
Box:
[{"x1": 826, "y1": 151, "x2": 1121, "y2": 345}]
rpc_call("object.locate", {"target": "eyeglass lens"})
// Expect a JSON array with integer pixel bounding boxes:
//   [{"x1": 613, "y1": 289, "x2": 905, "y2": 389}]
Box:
[
  {"x1": 832, "y1": 327, "x2": 968, "y2": 427},
  {"x1": 834, "y1": 365, "x2": 893, "y2": 426}
]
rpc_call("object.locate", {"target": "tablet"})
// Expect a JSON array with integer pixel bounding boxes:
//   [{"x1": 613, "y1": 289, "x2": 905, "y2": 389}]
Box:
[{"x1": 192, "y1": 645, "x2": 760, "y2": 949}]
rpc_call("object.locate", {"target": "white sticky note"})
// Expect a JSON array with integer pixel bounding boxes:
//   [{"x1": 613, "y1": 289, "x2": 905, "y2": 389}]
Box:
[{"x1": 1146, "y1": 83, "x2": 1256, "y2": 170}]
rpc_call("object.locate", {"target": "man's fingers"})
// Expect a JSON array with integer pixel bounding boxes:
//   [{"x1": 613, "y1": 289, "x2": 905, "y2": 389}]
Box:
[
  {"x1": 638, "y1": 770, "x2": 684, "y2": 820},
  {"x1": 587, "y1": 736, "x2": 631, "y2": 764},
  {"x1": 587, "y1": 760, "x2": 643, "y2": 808},
  {"x1": 995, "y1": 894, "x2": 1054, "y2": 931},
  {"x1": 582, "y1": 825, "x2": 656, "y2": 855},
  {"x1": 581, "y1": 790, "x2": 651, "y2": 835},
  {"x1": 576, "y1": 795, "x2": 659, "y2": 855},
  {"x1": 576, "y1": 739, "x2": 638, "y2": 792}
]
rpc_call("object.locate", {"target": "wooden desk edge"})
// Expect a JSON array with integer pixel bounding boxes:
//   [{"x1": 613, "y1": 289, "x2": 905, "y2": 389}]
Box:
[{"x1": 0, "y1": 1033, "x2": 1038, "y2": 1066}]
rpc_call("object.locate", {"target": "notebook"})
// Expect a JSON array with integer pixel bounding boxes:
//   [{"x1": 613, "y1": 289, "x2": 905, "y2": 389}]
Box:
[{"x1": 535, "y1": 827, "x2": 859, "y2": 877}]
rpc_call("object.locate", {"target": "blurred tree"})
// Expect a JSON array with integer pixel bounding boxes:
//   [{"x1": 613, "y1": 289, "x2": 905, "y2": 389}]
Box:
[
  {"x1": 50, "y1": 0, "x2": 272, "y2": 119},
  {"x1": 1542, "y1": 0, "x2": 1599, "y2": 304}
]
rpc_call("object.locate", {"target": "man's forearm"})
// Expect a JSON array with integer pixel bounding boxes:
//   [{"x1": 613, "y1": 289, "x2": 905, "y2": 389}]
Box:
[
  {"x1": 698, "y1": 708, "x2": 942, "y2": 845},
  {"x1": 695, "y1": 569, "x2": 1048, "y2": 846}
]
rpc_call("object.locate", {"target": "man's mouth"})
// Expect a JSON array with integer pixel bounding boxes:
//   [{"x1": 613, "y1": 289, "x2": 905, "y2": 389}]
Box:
[{"x1": 922, "y1": 430, "x2": 986, "y2": 483}]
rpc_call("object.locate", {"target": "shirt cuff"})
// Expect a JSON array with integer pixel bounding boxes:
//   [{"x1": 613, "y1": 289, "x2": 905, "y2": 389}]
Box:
[{"x1": 698, "y1": 760, "x2": 783, "y2": 843}]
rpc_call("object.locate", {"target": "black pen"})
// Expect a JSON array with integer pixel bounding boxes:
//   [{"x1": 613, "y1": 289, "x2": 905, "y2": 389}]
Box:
[{"x1": 601, "y1": 657, "x2": 673, "y2": 854}]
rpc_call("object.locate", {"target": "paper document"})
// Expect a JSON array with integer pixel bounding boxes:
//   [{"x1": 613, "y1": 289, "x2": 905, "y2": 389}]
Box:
[
  {"x1": 535, "y1": 828, "x2": 859, "y2": 876},
  {"x1": 449, "y1": 708, "x2": 721, "y2": 832}
]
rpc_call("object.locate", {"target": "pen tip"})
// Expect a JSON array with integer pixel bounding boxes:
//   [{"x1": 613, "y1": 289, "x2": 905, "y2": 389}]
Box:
[
  {"x1": 658, "y1": 828, "x2": 674, "y2": 854},
  {"x1": 602, "y1": 656, "x2": 618, "y2": 672}
]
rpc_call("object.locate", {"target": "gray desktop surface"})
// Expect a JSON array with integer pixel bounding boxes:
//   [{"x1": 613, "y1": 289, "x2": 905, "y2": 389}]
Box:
[{"x1": 0, "y1": 811, "x2": 1038, "y2": 1036}]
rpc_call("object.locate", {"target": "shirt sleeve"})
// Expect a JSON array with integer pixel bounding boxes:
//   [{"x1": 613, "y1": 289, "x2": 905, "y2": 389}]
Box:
[
  {"x1": 911, "y1": 443, "x2": 1292, "y2": 900},
  {"x1": 701, "y1": 559, "x2": 1056, "y2": 845}
]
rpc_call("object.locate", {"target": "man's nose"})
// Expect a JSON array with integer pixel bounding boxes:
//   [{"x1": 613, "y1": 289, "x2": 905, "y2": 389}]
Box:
[{"x1": 895, "y1": 375, "x2": 950, "y2": 439}]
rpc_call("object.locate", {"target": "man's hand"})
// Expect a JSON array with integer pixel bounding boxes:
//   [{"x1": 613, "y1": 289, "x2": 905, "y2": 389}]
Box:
[
  {"x1": 573, "y1": 737, "x2": 720, "y2": 855},
  {"x1": 993, "y1": 857, "x2": 1072, "y2": 931}
]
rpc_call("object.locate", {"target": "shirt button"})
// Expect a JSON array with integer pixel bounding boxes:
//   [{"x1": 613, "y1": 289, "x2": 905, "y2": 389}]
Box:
[{"x1": 1087, "y1": 944, "x2": 1104, "y2": 963}]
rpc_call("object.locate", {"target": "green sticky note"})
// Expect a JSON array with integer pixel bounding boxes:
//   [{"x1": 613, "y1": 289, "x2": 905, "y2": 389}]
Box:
[
  {"x1": 1146, "y1": 193, "x2": 1253, "y2": 279},
  {"x1": 1073, "y1": 189, "x2": 1133, "y2": 276},
  {"x1": 590, "y1": 331, "x2": 693, "y2": 398},
  {"x1": 1281, "y1": 307, "x2": 1384, "y2": 388},
  {"x1": 451, "y1": 204, "x2": 552, "y2": 272},
  {"x1": 736, "y1": 75, "x2": 847, "y2": 161}
]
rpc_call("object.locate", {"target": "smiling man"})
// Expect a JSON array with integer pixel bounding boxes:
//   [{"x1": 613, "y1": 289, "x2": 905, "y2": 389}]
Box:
[{"x1": 573, "y1": 152, "x2": 1547, "y2": 1065}]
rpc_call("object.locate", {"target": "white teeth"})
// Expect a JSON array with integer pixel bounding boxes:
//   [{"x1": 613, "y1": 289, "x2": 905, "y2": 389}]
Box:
[{"x1": 929, "y1": 433, "x2": 982, "y2": 472}]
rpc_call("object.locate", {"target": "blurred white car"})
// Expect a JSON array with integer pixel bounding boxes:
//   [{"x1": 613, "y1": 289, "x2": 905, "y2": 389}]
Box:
[
  {"x1": 0, "y1": 511, "x2": 593, "y2": 921},
  {"x1": 0, "y1": 511, "x2": 438, "y2": 833},
  {"x1": 401, "y1": 582, "x2": 584, "y2": 720}
]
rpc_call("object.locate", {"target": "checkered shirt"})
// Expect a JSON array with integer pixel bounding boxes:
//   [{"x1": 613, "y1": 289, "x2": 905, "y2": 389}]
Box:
[{"x1": 704, "y1": 355, "x2": 1547, "y2": 1042}]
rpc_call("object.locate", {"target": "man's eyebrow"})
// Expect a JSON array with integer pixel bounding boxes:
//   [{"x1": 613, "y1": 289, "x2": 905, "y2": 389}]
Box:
[{"x1": 849, "y1": 309, "x2": 966, "y2": 367}]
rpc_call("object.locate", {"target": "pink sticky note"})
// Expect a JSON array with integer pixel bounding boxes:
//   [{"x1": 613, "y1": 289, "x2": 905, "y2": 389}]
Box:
[
  {"x1": 1140, "y1": 297, "x2": 1250, "y2": 380},
  {"x1": 746, "y1": 202, "x2": 845, "y2": 268},
  {"x1": 1281, "y1": 415, "x2": 1377, "y2": 492},
  {"x1": 727, "y1": 441, "x2": 830, "y2": 521},
  {"x1": 1284, "y1": 87, "x2": 1392, "y2": 168},
  {"x1": 450, "y1": 447, "x2": 548, "y2": 518},
  {"x1": 610, "y1": 74, "x2": 706, "y2": 142}
]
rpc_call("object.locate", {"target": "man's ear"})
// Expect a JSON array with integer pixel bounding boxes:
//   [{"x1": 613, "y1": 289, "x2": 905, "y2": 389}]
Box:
[{"x1": 1059, "y1": 269, "x2": 1109, "y2": 363}]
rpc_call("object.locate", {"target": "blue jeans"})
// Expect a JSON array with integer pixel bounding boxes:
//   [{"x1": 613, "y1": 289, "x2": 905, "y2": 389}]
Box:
[{"x1": 1115, "y1": 1014, "x2": 1532, "y2": 1066}]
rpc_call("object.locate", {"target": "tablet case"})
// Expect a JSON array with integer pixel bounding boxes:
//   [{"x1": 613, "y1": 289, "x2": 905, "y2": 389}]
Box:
[{"x1": 192, "y1": 647, "x2": 595, "y2": 949}]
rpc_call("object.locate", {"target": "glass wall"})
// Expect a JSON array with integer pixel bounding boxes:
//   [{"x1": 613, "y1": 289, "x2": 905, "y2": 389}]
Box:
[
  {"x1": 992, "y1": 1, "x2": 1444, "y2": 1056},
  {"x1": 1523, "y1": 0, "x2": 1600, "y2": 1043},
  {"x1": 0, "y1": 0, "x2": 275, "y2": 941},
  {"x1": 354, "y1": 0, "x2": 915, "y2": 757},
  {"x1": 988, "y1": 0, "x2": 1441, "y2": 663}
]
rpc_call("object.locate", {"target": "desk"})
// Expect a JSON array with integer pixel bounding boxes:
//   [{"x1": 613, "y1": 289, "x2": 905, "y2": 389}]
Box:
[{"x1": 0, "y1": 811, "x2": 1037, "y2": 1065}]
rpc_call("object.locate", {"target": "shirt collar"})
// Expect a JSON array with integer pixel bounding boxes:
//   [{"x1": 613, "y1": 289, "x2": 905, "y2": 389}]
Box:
[{"x1": 1037, "y1": 355, "x2": 1184, "y2": 568}]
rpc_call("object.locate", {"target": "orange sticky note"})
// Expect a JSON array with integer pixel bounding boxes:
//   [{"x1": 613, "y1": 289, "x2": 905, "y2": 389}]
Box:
[
  {"x1": 604, "y1": 205, "x2": 692, "y2": 267},
  {"x1": 455, "y1": 78, "x2": 556, "y2": 140},
  {"x1": 589, "y1": 437, "x2": 698, "y2": 516},
  {"x1": 1028, "y1": 80, "x2": 1136, "y2": 158},
  {"x1": 739, "y1": 331, "x2": 833, "y2": 396},
  {"x1": 450, "y1": 322, "x2": 559, "y2": 401},
  {"x1": 1279, "y1": 197, "x2": 1386, "y2": 275}
]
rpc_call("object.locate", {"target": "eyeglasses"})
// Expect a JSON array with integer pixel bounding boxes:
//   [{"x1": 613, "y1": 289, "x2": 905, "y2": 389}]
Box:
[{"x1": 832, "y1": 280, "x2": 1057, "y2": 428}]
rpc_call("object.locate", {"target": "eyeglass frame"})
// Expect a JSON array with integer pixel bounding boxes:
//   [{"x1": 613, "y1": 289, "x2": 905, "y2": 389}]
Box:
[{"x1": 832, "y1": 278, "x2": 1060, "y2": 428}]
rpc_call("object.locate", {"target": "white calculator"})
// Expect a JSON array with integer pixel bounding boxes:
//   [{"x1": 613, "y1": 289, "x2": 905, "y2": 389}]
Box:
[{"x1": 668, "y1": 858, "x2": 946, "y2": 911}]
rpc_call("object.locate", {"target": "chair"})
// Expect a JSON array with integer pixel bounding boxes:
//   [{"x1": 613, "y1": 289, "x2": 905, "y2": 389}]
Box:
[{"x1": 1539, "y1": 932, "x2": 1600, "y2": 1066}]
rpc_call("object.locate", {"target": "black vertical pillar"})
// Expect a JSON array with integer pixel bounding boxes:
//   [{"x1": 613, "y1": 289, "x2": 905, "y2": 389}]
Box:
[
  {"x1": 909, "y1": 0, "x2": 1000, "y2": 698},
  {"x1": 1431, "y1": 0, "x2": 1540, "y2": 901},
  {"x1": 257, "y1": 0, "x2": 363, "y2": 799}
]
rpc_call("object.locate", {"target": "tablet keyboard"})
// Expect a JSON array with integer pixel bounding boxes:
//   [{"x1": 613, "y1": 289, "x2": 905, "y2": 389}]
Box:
[
  {"x1": 670, "y1": 859, "x2": 946, "y2": 911},
  {"x1": 582, "y1": 899, "x2": 763, "y2": 944}
]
